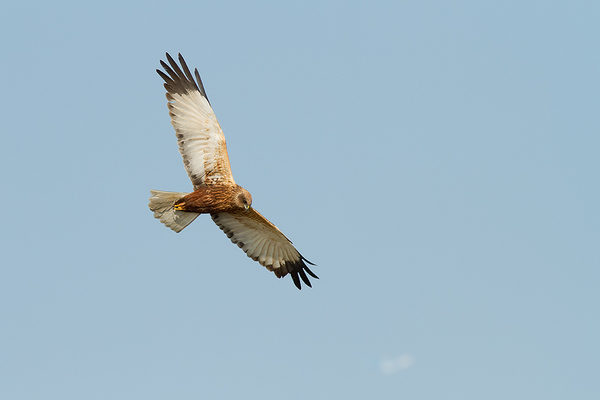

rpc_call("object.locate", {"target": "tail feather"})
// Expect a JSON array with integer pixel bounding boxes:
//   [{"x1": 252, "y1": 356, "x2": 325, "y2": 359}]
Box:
[{"x1": 149, "y1": 190, "x2": 199, "y2": 233}]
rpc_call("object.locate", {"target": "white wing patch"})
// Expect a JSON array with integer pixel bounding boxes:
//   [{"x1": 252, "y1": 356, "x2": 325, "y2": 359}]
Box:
[
  {"x1": 211, "y1": 209, "x2": 317, "y2": 289},
  {"x1": 158, "y1": 54, "x2": 235, "y2": 188},
  {"x1": 167, "y1": 90, "x2": 231, "y2": 187}
]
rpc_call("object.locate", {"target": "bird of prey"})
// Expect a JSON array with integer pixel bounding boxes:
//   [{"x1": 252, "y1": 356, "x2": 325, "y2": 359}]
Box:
[{"x1": 149, "y1": 53, "x2": 317, "y2": 289}]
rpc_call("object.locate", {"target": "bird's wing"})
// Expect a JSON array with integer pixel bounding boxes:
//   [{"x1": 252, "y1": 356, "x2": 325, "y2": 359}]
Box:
[
  {"x1": 211, "y1": 208, "x2": 318, "y2": 289},
  {"x1": 157, "y1": 53, "x2": 235, "y2": 188}
]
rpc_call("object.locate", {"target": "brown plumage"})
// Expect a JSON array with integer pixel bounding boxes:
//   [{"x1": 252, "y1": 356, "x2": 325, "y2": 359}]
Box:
[
  {"x1": 173, "y1": 185, "x2": 252, "y2": 214},
  {"x1": 149, "y1": 53, "x2": 317, "y2": 289}
]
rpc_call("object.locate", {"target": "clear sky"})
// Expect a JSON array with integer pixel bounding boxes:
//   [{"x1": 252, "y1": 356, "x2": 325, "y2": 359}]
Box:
[{"x1": 1, "y1": 1, "x2": 599, "y2": 399}]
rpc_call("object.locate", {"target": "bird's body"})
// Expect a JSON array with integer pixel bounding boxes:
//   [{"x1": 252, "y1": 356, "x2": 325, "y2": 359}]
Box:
[
  {"x1": 173, "y1": 184, "x2": 252, "y2": 214},
  {"x1": 149, "y1": 53, "x2": 317, "y2": 289}
]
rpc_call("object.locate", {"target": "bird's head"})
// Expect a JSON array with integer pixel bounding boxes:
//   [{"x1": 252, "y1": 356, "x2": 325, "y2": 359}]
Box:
[{"x1": 236, "y1": 187, "x2": 253, "y2": 212}]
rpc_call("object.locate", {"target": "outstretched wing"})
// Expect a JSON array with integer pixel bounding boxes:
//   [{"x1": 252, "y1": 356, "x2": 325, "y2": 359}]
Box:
[
  {"x1": 211, "y1": 208, "x2": 318, "y2": 289},
  {"x1": 157, "y1": 53, "x2": 235, "y2": 188}
]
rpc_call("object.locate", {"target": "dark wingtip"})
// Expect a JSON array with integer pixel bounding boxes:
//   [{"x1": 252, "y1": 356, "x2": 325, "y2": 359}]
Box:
[
  {"x1": 301, "y1": 254, "x2": 316, "y2": 266},
  {"x1": 298, "y1": 269, "x2": 313, "y2": 287},
  {"x1": 291, "y1": 272, "x2": 302, "y2": 290},
  {"x1": 300, "y1": 255, "x2": 319, "y2": 279},
  {"x1": 304, "y1": 265, "x2": 319, "y2": 280},
  {"x1": 288, "y1": 256, "x2": 318, "y2": 290},
  {"x1": 165, "y1": 52, "x2": 176, "y2": 66},
  {"x1": 157, "y1": 53, "x2": 208, "y2": 101}
]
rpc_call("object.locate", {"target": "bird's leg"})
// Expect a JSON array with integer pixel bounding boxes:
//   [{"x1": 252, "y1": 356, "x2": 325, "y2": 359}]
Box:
[{"x1": 173, "y1": 201, "x2": 186, "y2": 211}]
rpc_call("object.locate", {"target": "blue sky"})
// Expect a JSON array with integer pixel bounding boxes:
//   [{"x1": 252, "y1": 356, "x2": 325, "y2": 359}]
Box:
[{"x1": 1, "y1": 1, "x2": 599, "y2": 399}]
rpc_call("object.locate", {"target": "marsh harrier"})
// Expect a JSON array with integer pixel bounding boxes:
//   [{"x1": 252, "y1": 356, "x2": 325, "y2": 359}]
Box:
[{"x1": 149, "y1": 53, "x2": 317, "y2": 289}]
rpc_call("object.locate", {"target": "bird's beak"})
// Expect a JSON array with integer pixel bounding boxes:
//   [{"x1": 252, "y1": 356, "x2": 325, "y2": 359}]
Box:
[{"x1": 244, "y1": 204, "x2": 250, "y2": 211}]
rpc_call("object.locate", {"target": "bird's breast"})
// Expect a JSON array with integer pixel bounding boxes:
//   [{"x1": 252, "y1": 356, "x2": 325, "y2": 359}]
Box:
[{"x1": 175, "y1": 185, "x2": 241, "y2": 213}]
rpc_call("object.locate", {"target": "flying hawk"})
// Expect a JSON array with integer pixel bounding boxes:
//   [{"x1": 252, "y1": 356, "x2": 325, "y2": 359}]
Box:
[{"x1": 149, "y1": 53, "x2": 317, "y2": 289}]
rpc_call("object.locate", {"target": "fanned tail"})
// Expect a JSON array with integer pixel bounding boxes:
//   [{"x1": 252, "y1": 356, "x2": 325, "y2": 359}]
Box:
[{"x1": 149, "y1": 190, "x2": 199, "y2": 232}]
